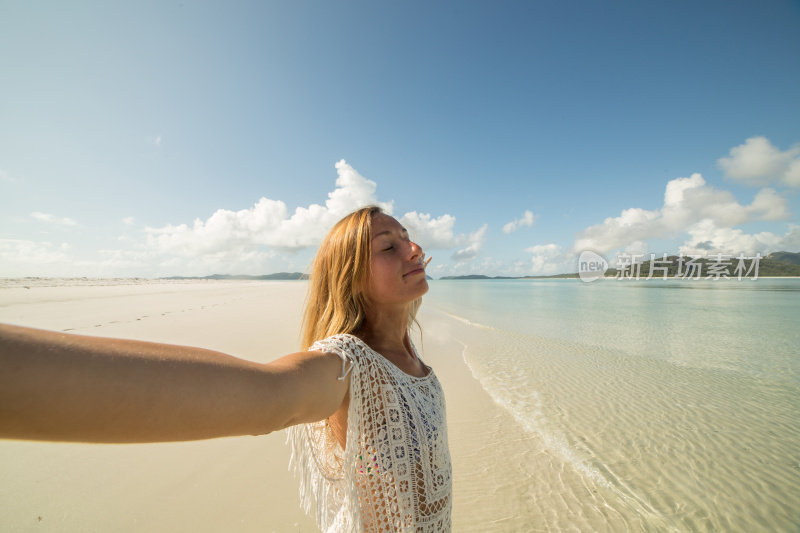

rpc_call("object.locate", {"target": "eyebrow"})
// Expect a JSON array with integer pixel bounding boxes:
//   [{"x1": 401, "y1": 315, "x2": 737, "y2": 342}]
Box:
[{"x1": 372, "y1": 227, "x2": 408, "y2": 240}]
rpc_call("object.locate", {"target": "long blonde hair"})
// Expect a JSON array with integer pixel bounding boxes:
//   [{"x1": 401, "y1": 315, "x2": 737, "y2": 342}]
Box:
[{"x1": 300, "y1": 205, "x2": 422, "y2": 350}]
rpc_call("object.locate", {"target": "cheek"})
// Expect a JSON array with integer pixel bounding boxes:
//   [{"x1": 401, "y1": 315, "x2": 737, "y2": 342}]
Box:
[
  {"x1": 366, "y1": 259, "x2": 399, "y2": 298},
  {"x1": 369, "y1": 269, "x2": 391, "y2": 292}
]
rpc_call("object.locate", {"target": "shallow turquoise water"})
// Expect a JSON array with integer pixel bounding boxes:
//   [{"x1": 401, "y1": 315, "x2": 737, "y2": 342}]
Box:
[
  {"x1": 424, "y1": 278, "x2": 800, "y2": 531},
  {"x1": 426, "y1": 278, "x2": 800, "y2": 383}
]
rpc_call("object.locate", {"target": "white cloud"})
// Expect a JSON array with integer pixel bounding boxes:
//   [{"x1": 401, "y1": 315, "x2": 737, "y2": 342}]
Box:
[
  {"x1": 400, "y1": 212, "x2": 460, "y2": 249},
  {"x1": 452, "y1": 224, "x2": 488, "y2": 262},
  {"x1": 662, "y1": 174, "x2": 749, "y2": 228},
  {"x1": 747, "y1": 188, "x2": 789, "y2": 221},
  {"x1": 8, "y1": 158, "x2": 505, "y2": 277},
  {"x1": 624, "y1": 240, "x2": 649, "y2": 254},
  {"x1": 573, "y1": 173, "x2": 789, "y2": 255},
  {"x1": 524, "y1": 243, "x2": 574, "y2": 275},
  {"x1": 30, "y1": 211, "x2": 78, "y2": 226},
  {"x1": 328, "y1": 160, "x2": 393, "y2": 217},
  {"x1": 573, "y1": 206, "x2": 660, "y2": 255},
  {"x1": 502, "y1": 210, "x2": 536, "y2": 234},
  {"x1": 0, "y1": 239, "x2": 72, "y2": 275},
  {"x1": 778, "y1": 224, "x2": 800, "y2": 250},
  {"x1": 718, "y1": 136, "x2": 800, "y2": 187},
  {"x1": 4, "y1": 160, "x2": 493, "y2": 278},
  {"x1": 145, "y1": 159, "x2": 393, "y2": 256},
  {"x1": 441, "y1": 256, "x2": 505, "y2": 277},
  {"x1": 400, "y1": 210, "x2": 490, "y2": 262},
  {"x1": 508, "y1": 259, "x2": 530, "y2": 275},
  {"x1": 678, "y1": 219, "x2": 786, "y2": 256}
]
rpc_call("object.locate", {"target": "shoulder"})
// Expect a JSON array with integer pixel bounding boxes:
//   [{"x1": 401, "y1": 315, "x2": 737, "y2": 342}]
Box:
[
  {"x1": 308, "y1": 333, "x2": 375, "y2": 380},
  {"x1": 309, "y1": 333, "x2": 369, "y2": 361}
]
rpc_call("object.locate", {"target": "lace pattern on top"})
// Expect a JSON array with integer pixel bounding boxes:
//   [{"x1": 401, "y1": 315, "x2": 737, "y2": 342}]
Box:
[{"x1": 287, "y1": 333, "x2": 452, "y2": 533}]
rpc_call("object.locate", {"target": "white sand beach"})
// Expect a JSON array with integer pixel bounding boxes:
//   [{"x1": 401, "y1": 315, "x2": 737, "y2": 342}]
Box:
[{"x1": 0, "y1": 280, "x2": 510, "y2": 532}]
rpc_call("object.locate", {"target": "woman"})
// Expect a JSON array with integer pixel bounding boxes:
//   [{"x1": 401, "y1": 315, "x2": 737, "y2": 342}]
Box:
[{"x1": 0, "y1": 205, "x2": 452, "y2": 532}]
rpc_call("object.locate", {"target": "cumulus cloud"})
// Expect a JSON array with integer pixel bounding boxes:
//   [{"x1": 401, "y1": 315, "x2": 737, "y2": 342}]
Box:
[
  {"x1": 400, "y1": 212, "x2": 460, "y2": 249},
  {"x1": 748, "y1": 188, "x2": 790, "y2": 221},
  {"x1": 328, "y1": 160, "x2": 393, "y2": 216},
  {"x1": 573, "y1": 206, "x2": 660, "y2": 255},
  {"x1": 778, "y1": 224, "x2": 800, "y2": 250},
  {"x1": 502, "y1": 210, "x2": 536, "y2": 234},
  {"x1": 452, "y1": 224, "x2": 488, "y2": 262},
  {"x1": 524, "y1": 243, "x2": 574, "y2": 275},
  {"x1": 145, "y1": 159, "x2": 393, "y2": 256},
  {"x1": 30, "y1": 211, "x2": 78, "y2": 226},
  {"x1": 443, "y1": 256, "x2": 506, "y2": 276},
  {"x1": 573, "y1": 173, "x2": 789, "y2": 255},
  {"x1": 678, "y1": 219, "x2": 787, "y2": 256},
  {"x1": 718, "y1": 136, "x2": 800, "y2": 187},
  {"x1": 0, "y1": 239, "x2": 72, "y2": 276},
  {"x1": 5, "y1": 161, "x2": 490, "y2": 277},
  {"x1": 400, "y1": 212, "x2": 489, "y2": 263}
]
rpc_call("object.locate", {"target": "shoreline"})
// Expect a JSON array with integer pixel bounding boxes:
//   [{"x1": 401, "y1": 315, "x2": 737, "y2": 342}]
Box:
[
  {"x1": 2, "y1": 275, "x2": 799, "y2": 293},
  {"x1": 3, "y1": 279, "x2": 797, "y2": 531}
]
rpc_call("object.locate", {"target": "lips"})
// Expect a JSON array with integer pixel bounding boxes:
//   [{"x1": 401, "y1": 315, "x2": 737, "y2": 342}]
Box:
[{"x1": 404, "y1": 267, "x2": 425, "y2": 277}]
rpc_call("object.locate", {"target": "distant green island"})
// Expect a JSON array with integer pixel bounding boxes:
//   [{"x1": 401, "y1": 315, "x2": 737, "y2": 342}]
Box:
[
  {"x1": 161, "y1": 252, "x2": 800, "y2": 281},
  {"x1": 439, "y1": 251, "x2": 800, "y2": 280}
]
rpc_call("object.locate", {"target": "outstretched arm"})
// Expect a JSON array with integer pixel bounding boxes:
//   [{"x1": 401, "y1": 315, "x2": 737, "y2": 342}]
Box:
[{"x1": 0, "y1": 323, "x2": 348, "y2": 443}]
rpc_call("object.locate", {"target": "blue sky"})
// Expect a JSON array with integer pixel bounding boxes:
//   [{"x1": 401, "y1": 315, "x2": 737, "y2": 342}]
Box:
[{"x1": 1, "y1": 1, "x2": 799, "y2": 278}]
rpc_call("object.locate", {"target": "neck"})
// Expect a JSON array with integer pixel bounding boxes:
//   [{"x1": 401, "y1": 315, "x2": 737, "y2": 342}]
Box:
[{"x1": 357, "y1": 302, "x2": 412, "y2": 353}]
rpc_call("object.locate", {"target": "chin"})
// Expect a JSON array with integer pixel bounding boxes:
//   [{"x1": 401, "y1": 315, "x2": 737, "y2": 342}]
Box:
[{"x1": 415, "y1": 280, "x2": 430, "y2": 297}]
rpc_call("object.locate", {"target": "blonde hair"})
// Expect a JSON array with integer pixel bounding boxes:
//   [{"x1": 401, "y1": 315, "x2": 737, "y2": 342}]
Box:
[{"x1": 300, "y1": 205, "x2": 422, "y2": 350}]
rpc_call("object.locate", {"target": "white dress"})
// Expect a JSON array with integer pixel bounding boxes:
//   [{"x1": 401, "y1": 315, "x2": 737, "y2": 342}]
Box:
[{"x1": 287, "y1": 333, "x2": 452, "y2": 532}]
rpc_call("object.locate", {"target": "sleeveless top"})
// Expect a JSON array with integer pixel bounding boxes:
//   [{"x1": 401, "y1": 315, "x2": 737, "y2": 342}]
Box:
[{"x1": 287, "y1": 333, "x2": 452, "y2": 532}]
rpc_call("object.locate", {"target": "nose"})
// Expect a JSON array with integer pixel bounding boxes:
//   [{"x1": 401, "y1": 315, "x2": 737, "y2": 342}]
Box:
[{"x1": 408, "y1": 240, "x2": 423, "y2": 262}]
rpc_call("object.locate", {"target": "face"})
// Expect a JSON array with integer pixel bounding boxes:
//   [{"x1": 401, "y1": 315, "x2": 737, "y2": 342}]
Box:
[{"x1": 365, "y1": 212, "x2": 429, "y2": 307}]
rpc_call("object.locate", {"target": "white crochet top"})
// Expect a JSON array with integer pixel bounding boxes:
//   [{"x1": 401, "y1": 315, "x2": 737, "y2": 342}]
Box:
[{"x1": 287, "y1": 333, "x2": 452, "y2": 532}]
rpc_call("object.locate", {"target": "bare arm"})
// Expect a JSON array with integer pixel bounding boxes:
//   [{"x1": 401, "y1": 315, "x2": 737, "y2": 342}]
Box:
[{"x1": 0, "y1": 323, "x2": 348, "y2": 443}]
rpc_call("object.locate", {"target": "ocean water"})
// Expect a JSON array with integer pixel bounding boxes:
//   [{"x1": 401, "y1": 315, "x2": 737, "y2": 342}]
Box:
[{"x1": 424, "y1": 278, "x2": 800, "y2": 532}]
